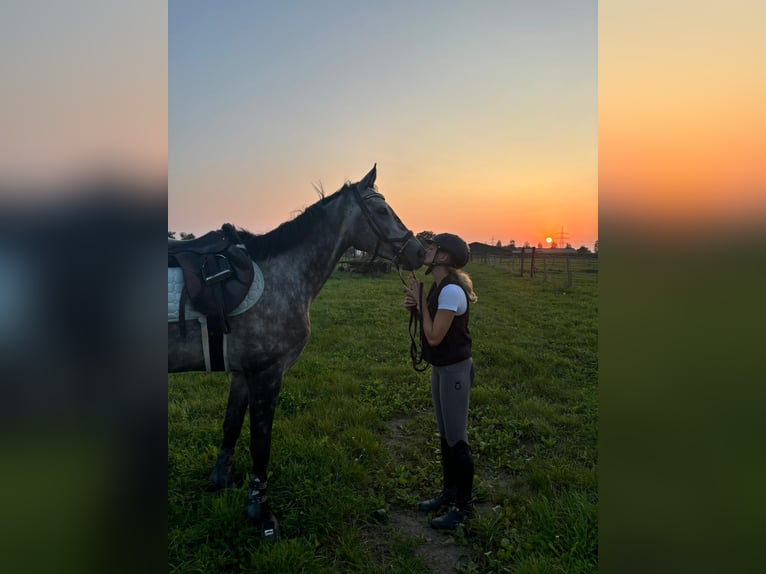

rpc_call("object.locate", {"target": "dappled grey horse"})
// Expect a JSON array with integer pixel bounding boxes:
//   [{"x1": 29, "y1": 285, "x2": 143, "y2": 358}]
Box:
[{"x1": 168, "y1": 165, "x2": 424, "y2": 539}]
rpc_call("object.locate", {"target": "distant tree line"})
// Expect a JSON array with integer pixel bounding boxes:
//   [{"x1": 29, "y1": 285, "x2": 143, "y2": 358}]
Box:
[
  {"x1": 168, "y1": 231, "x2": 196, "y2": 240},
  {"x1": 417, "y1": 232, "x2": 598, "y2": 256}
]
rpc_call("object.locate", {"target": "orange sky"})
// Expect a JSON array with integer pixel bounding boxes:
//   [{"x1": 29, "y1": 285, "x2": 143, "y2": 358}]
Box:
[
  {"x1": 383, "y1": 165, "x2": 597, "y2": 249},
  {"x1": 599, "y1": 0, "x2": 766, "y2": 228}
]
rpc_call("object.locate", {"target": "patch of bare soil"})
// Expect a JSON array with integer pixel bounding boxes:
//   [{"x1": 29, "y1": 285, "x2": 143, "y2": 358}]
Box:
[
  {"x1": 384, "y1": 416, "x2": 416, "y2": 445},
  {"x1": 383, "y1": 415, "x2": 487, "y2": 573},
  {"x1": 389, "y1": 507, "x2": 469, "y2": 573}
]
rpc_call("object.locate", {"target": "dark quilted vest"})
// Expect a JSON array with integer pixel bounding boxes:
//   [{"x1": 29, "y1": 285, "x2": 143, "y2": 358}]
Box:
[{"x1": 422, "y1": 275, "x2": 472, "y2": 366}]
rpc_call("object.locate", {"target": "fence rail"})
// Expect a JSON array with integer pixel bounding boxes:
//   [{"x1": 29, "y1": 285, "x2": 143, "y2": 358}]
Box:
[
  {"x1": 337, "y1": 252, "x2": 393, "y2": 274},
  {"x1": 336, "y1": 248, "x2": 598, "y2": 288},
  {"x1": 470, "y1": 248, "x2": 598, "y2": 288}
]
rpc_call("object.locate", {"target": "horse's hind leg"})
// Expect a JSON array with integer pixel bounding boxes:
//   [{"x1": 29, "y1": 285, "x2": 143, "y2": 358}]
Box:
[
  {"x1": 245, "y1": 367, "x2": 283, "y2": 540},
  {"x1": 209, "y1": 371, "x2": 249, "y2": 489}
]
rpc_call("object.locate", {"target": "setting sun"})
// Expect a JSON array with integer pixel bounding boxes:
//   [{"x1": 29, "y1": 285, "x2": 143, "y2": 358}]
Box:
[{"x1": 546, "y1": 237, "x2": 553, "y2": 244}]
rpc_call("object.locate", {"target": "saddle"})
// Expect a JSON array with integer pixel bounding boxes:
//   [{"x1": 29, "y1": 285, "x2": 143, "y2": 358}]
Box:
[{"x1": 168, "y1": 223, "x2": 254, "y2": 336}]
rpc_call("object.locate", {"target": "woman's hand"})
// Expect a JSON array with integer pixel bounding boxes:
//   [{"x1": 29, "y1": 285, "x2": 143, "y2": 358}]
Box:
[{"x1": 403, "y1": 277, "x2": 422, "y2": 311}]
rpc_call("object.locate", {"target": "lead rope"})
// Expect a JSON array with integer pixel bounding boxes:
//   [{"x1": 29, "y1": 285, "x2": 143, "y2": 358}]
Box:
[{"x1": 398, "y1": 266, "x2": 429, "y2": 372}]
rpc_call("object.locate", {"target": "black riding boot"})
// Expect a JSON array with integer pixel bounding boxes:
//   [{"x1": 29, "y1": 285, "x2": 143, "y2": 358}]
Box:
[
  {"x1": 431, "y1": 441, "x2": 474, "y2": 530},
  {"x1": 418, "y1": 435, "x2": 456, "y2": 512}
]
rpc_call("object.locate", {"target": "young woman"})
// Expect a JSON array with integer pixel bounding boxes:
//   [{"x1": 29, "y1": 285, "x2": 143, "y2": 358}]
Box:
[{"x1": 404, "y1": 233, "x2": 478, "y2": 529}]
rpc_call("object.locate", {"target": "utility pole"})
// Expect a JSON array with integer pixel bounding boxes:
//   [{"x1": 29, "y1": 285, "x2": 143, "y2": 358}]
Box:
[{"x1": 556, "y1": 226, "x2": 570, "y2": 247}]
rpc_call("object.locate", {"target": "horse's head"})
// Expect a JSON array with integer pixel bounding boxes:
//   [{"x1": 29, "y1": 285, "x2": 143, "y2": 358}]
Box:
[{"x1": 344, "y1": 165, "x2": 424, "y2": 271}]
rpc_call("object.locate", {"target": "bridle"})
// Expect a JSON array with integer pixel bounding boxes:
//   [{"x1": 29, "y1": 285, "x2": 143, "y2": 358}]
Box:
[
  {"x1": 350, "y1": 183, "x2": 416, "y2": 271},
  {"x1": 349, "y1": 183, "x2": 428, "y2": 371}
]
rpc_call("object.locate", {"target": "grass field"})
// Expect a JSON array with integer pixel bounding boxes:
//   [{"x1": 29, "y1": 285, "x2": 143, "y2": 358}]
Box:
[{"x1": 168, "y1": 262, "x2": 598, "y2": 573}]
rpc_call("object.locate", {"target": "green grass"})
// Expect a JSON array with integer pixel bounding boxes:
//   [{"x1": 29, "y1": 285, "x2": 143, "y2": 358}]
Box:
[{"x1": 169, "y1": 262, "x2": 598, "y2": 573}]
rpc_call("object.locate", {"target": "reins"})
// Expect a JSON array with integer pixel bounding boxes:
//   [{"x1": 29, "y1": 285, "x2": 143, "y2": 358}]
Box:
[{"x1": 397, "y1": 266, "x2": 430, "y2": 372}]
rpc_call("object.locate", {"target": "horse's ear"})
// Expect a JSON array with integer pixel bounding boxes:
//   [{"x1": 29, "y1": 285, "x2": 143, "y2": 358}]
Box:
[{"x1": 359, "y1": 164, "x2": 377, "y2": 189}]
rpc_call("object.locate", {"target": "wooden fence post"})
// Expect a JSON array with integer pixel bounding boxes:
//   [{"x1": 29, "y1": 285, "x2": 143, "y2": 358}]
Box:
[
  {"x1": 530, "y1": 246, "x2": 536, "y2": 278},
  {"x1": 520, "y1": 248, "x2": 525, "y2": 276}
]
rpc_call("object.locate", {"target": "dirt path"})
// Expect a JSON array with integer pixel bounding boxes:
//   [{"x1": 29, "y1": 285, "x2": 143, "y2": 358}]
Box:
[
  {"x1": 388, "y1": 507, "x2": 470, "y2": 573},
  {"x1": 383, "y1": 416, "x2": 477, "y2": 573}
]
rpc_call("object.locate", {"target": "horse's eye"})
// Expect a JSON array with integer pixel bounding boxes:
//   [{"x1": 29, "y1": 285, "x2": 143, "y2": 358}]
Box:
[{"x1": 374, "y1": 206, "x2": 389, "y2": 216}]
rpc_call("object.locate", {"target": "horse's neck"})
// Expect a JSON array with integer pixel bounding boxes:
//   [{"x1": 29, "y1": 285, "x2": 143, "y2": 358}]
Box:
[{"x1": 282, "y1": 199, "x2": 351, "y2": 302}]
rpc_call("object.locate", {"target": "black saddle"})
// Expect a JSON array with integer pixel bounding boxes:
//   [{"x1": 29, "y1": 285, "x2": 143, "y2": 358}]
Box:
[{"x1": 169, "y1": 223, "x2": 254, "y2": 336}]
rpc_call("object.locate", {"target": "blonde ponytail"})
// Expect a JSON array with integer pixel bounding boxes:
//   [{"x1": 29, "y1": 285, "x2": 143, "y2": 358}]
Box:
[{"x1": 450, "y1": 268, "x2": 478, "y2": 304}]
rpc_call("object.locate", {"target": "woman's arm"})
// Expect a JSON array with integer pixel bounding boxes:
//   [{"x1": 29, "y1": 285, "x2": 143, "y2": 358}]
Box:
[
  {"x1": 405, "y1": 278, "x2": 456, "y2": 346},
  {"x1": 420, "y1": 306, "x2": 456, "y2": 347}
]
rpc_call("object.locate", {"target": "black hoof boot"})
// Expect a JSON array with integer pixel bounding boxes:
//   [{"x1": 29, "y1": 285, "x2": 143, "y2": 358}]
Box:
[
  {"x1": 418, "y1": 490, "x2": 456, "y2": 512},
  {"x1": 430, "y1": 502, "x2": 474, "y2": 530},
  {"x1": 245, "y1": 475, "x2": 269, "y2": 522},
  {"x1": 209, "y1": 447, "x2": 235, "y2": 489}
]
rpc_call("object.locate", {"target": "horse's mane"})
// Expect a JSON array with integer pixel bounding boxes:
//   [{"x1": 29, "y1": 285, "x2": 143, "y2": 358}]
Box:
[{"x1": 237, "y1": 184, "x2": 347, "y2": 260}]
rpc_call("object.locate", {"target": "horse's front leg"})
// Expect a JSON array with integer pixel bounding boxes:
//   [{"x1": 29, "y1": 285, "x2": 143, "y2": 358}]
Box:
[
  {"x1": 209, "y1": 371, "x2": 249, "y2": 489},
  {"x1": 245, "y1": 366, "x2": 283, "y2": 540}
]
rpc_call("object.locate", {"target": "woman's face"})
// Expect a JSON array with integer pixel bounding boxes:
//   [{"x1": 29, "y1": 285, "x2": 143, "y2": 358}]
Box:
[
  {"x1": 424, "y1": 244, "x2": 437, "y2": 264},
  {"x1": 425, "y1": 244, "x2": 448, "y2": 265}
]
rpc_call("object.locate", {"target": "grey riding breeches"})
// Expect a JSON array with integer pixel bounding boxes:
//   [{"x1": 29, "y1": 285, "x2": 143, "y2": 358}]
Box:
[{"x1": 430, "y1": 357, "x2": 474, "y2": 446}]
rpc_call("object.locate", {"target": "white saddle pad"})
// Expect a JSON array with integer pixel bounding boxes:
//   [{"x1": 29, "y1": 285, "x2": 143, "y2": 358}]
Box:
[{"x1": 168, "y1": 261, "x2": 265, "y2": 322}]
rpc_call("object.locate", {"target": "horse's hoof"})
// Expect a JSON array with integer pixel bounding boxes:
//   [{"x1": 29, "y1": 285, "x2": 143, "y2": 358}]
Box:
[
  {"x1": 209, "y1": 449, "x2": 235, "y2": 489},
  {"x1": 208, "y1": 470, "x2": 236, "y2": 490},
  {"x1": 260, "y1": 514, "x2": 280, "y2": 542},
  {"x1": 209, "y1": 470, "x2": 236, "y2": 490},
  {"x1": 209, "y1": 479, "x2": 236, "y2": 490}
]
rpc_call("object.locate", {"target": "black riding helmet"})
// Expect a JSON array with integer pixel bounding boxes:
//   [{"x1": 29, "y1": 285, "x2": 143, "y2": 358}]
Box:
[{"x1": 425, "y1": 233, "x2": 470, "y2": 269}]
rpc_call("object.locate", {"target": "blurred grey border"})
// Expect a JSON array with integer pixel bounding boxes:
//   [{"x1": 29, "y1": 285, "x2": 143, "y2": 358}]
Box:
[
  {"x1": 1, "y1": 2, "x2": 167, "y2": 573},
  {"x1": 600, "y1": 218, "x2": 765, "y2": 574}
]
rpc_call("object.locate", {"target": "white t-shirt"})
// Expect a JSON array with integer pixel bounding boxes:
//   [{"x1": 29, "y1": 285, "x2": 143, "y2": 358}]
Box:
[{"x1": 437, "y1": 284, "x2": 468, "y2": 316}]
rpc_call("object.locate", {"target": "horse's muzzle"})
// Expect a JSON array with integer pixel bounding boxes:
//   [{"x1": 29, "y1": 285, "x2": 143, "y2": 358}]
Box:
[{"x1": 397, "y1": 237, "x2": 426, "y2": 271}]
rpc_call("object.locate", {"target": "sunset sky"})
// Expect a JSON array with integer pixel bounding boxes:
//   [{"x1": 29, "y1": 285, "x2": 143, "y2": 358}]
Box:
[
  {"x1": 599, "y1": 0, "x2": 766, "y2": 232},
  {"x1": 169, "y1": 1, "x2": 598, "y2": 250}
]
